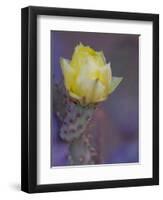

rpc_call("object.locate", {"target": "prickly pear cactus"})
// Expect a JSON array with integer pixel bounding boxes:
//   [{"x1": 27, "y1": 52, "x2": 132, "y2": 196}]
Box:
[
  {"x1": 60, "y1": 102, "x2": 95, "y2": 142},
  {"x1": 53, "y1": 82, "x2": 98, "y2": 165}
]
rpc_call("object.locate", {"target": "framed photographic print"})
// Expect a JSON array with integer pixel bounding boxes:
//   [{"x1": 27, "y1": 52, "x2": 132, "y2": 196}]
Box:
[{"x1": 21, "y1": 6, "x2": 159, "y2": 193}]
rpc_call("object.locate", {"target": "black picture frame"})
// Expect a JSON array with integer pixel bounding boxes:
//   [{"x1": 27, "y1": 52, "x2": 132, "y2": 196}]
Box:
[{"x1": 21, "y1": 6, "x2": 159, "y2": 193}]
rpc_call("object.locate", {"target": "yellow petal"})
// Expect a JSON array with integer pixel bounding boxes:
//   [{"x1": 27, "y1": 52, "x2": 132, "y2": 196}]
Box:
[
  {"x1": 93, "y1": 80, "x2": 107, "y2": 103},
  {"x1": 71, "y1": 65, "x2": 97, "y2": 104},
  {"x1": 75, "y1": 70, "x2": 97, "y2": 103},
  {"x1": 69, "y1": 91, "x2": 82, "y2": 102},
  {"x1": 72, "y1": 60, "x2": 97, "y2": 95},
  {"x1": 98, "y1": 62, "x2": 112, "y2": 92},
  {"x1": 108, "y1": 76, "x2": 123, "y2": 94},
  {"x1": 106, "y1": 62, "x2": 112, "y2": 86},
  {"x1": 70, "y1": 43, "x2": 91, "y2": 71},
  {"x1": 72, "y1": 60, "x2": 110, "y2": 104},
  {"x1": 94, "y1": 51, "x2": 106, "y2": 67},
  {"x1": 60, "y1": 58, "x2": 75, "y2": 91},
  {"x1": 70, "y1": 43, "x2": 106, "y2": 71}
]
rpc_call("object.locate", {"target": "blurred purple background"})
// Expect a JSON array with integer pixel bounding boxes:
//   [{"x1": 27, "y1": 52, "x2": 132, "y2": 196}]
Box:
[{"x1": 51, "y1": 30, "x2": 139, "y2": 166}]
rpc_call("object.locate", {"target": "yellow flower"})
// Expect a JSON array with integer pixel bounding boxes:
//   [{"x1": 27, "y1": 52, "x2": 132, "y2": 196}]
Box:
[{"x1": 60, "y1": 43, "x2": 123, "y2": 105}]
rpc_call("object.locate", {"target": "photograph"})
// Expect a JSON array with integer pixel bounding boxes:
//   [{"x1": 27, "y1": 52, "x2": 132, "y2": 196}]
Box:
[
  {"x1": 51, "y1": 31, "x2": 139, "y2": 167},
  {"x1": 21, "y1": 6, "x2": 159, "y2": 193}
]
